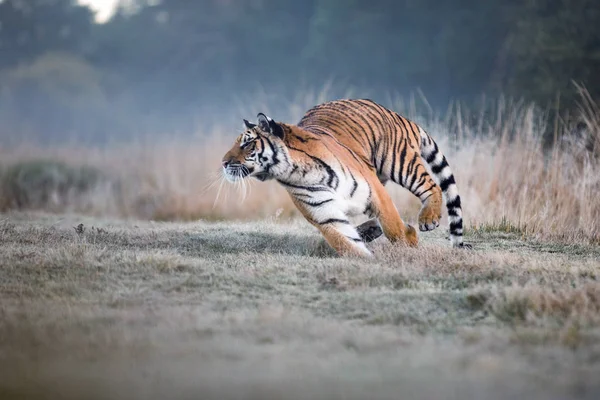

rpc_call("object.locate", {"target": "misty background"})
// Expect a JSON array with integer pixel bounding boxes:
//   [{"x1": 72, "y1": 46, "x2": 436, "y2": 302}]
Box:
[{"x1": 0, "y1": 0, "x2": 598, "y2": 143}]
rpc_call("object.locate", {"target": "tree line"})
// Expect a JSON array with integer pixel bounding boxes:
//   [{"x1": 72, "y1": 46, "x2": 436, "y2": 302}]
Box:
[{"x1": 0, "y1": 0, "x2": 598, "y2": 140}]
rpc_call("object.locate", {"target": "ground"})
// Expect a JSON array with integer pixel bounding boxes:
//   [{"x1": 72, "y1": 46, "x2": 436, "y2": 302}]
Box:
[{"x1": 1, "y1": 212, "x2": 599, "y2": 400}]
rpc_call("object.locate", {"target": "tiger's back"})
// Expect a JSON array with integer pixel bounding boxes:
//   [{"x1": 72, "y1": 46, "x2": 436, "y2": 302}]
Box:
[{"x1": 298, "y1": 99, "x2": 426, "y2": 179}]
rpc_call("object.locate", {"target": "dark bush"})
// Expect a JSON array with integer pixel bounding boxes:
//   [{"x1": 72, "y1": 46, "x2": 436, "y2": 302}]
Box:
[{"x1": 0, "y1": 160, "x2": 105, "y2": 211}]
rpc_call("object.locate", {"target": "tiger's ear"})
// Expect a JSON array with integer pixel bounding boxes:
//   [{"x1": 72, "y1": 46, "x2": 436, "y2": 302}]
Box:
[
  {"x1": 243, "y1": 119, "x2": 256, "y2": 130},
  {"x1": 257, "y1": 113, "x2": 284, "y2": 139}
]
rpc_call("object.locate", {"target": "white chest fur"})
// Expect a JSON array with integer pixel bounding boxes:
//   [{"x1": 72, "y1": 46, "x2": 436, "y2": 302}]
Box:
[
  {"x1": 281, "y1": 160, "x2": 372, "y2": 221},
  {"x1": 336, "y1": 173, "x2": 371, "y2": 216}
]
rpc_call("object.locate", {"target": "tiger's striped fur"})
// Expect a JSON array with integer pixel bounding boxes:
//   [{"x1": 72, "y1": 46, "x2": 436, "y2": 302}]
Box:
[{"x1": 222, "y1": 99, "x2": 470, "y2": 257}]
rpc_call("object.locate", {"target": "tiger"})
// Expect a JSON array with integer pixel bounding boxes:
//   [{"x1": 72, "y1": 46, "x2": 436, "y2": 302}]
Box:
[{"x1": 221, "y1": 99, "x2": 471, "y2": 257}]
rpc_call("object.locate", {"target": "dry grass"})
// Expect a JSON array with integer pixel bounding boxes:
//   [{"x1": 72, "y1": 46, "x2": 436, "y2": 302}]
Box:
[
  {"x1": 0, "y1": 90, "x2": 599, "y2": 398},
  {"x1": 0, "y1": 213, "x2": 599, "y2": 400},
  {"x1": 1, "y1": 90, "x2": 599, "y2": 244}
]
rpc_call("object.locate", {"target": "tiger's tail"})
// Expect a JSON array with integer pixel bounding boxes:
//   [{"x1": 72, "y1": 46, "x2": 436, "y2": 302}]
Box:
[{"x1": 418, "y1": 127, "x2": 470, "y2": 248}]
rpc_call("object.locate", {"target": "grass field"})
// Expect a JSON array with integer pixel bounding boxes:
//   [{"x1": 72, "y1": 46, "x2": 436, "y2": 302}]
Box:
[
  {"x1": 1, "y1": 90, "x2": 599, "y2": 399},
  {"x1": 1, "y1": 212, "x2": 599, "y2": 400}
]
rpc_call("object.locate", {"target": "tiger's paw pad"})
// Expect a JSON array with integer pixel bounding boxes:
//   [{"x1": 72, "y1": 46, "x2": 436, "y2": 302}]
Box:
[
  {"x1": 357, "y1": 225, "x2": 384, "y2": 243},
  {"x1": 418, "y1": 220, "x2": 440, "y2": 232}
]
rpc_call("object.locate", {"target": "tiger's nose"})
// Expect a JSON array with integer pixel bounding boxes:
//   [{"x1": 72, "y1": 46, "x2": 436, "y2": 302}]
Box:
[{"x1": 222, "y1": 160, "x2": 230, "y2": 168}]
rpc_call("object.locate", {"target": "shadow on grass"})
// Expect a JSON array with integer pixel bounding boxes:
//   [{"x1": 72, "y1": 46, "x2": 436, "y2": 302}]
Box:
[{"x1": 174, "y1": 230, "x2": 337, "y2": 259}]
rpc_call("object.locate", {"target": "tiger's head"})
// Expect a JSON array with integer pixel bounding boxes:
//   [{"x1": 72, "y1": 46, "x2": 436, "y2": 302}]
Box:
[{"x1": 221, "y1": 113, "x2": 289, "y2": 182}]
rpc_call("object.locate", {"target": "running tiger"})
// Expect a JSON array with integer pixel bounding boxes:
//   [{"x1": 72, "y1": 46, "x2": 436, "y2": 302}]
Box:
[{"x1": 221, "y1": 99, "x2": 471, "y2": 257}]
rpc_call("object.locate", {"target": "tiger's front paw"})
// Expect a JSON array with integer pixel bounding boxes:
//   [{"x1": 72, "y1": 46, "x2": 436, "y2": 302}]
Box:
[{"x1": 405, "y1": 224, "x2": 419, "y2": 247}]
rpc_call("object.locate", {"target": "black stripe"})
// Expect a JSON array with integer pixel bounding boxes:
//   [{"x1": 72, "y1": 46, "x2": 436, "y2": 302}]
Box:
[
  {"x1": 366, "y1": 102, "x2": 392, "y2": 170},
  {"x1": 328, "y1": 151, "x2": 346, "y2": 176},
  {"x1": 412, "y1": 174, "x2": 428, "y2": 196},
  {"x1": 421, "y1": 192, "x2": 433, "y2": 202},
  {"x1": 408, "y1": 164, "x2": 423, "y2": 191},
  {"x1": 349, "y1": 171, "x2": 358, "y2": 197},
  {"x1": 263, "y1": 137, "x2": 279, "y2": 172},
  {"x1": 293, "y1": 134, "x2": 317, "y2": 143},
  {"x1": 448, "y1": 207, "x2": 460, "y2": 217},
  {"x1": 413, "y1": 189, "x2": 427, "y2": 199},
  {"x1": 394, "y1": 113, "x2": 417, "y2": 140},
  {"x1": 390, "y1": 134, "x2": 404, "y2": 179},
  {"x1": 257, "y1": 137, "x2": 267, "y2": 160},
  {"x1": 425, "y1": 143, "x2": 438, "y2": 163},
  {"x1": 348, "y1": 236, "x2": 363, "y2": 242},
  {"x1": 431, "y1": 161, "x2": 446, "y2": 175},
  {"x1": 264, "y1": 136, "x2": 276, "y2": 155},
  {"x1": 258, "y1": 137, "x2": 273, "y2": 173},
  {"x1": 396, "y1": 116, "x2": 414, "y2": 144},
  {"x1": 447, "y1": 196, "x2": 462, "y2": 209},
  {"x1": 297, "y1": 198, "x2": 334, "y2": 207},
  {"x1": 319, "y1": 218, "x2": 349, "y2": 225},
  {"x1": 397, "y1": 138, "x2": 407, "y2": 184},
  {"x1": 278, "y1": 181, "x2": 329, "y2": 192},
  {"x1": 440, "y1": 175, "x2": 456, "y2": 192},
  {"x1": 407, "y1": 121, "x2": 421, "y2": 142},
  {"x1": 450, "y1": 221, "x2": 463, "y2": 232},
  {"x1": 288, "y1": 145, "x2": 339, "y2": 189},
  {"x1": 358, "y1": 100, "x2": 387, "y2": 160},
  {"x1": 389, "y1": 128, "x2": 398, "y2": 180},
  {"x1": 405, "y1": 153, "x2": 418, "y2": 186}
]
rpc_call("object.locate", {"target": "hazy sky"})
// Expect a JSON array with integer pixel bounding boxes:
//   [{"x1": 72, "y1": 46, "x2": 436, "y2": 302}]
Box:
[{"x1": 78, "y1": 0, "x2": 119, "y2": 23}]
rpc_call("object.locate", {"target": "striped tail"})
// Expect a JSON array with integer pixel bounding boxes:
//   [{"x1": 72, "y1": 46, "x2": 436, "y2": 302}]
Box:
[{"x1": 419, "y1": 128, "x2": 471, "y2": 249}]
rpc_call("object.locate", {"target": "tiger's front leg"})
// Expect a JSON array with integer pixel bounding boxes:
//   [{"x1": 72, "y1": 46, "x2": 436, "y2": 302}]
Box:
[
  {"x1": 315, "y1": 220, "x2": 373, "y2": 258},
  {"x1": 291, "y1": 197, "x2": 373, "y2": 258}
]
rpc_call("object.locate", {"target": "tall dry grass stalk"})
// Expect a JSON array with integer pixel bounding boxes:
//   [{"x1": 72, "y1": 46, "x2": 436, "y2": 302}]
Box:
[{"x1": 0, "y1": 89, "x2": 598, "y2": 243}]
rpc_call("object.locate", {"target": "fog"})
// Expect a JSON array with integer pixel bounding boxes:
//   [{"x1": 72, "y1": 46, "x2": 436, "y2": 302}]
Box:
[{"x1": 0, "y1": 0, "x2": 598, "y2": 143}]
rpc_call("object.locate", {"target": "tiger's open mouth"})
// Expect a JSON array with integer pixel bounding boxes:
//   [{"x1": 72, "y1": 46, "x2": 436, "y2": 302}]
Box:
[{"x1": 253, "y1": 172, "x2": 270, "y2": 181}]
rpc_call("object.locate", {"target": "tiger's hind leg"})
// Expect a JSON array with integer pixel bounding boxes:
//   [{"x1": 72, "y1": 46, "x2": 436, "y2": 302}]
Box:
[
  {"x1": 417, "y1": 185, "x2": 443, "y2": 232},
  {"x1": 370, "y1": 179, "x2": 418, "y2": 247},
  {"x1": 392, "y1": 155, "x2": 443, "y2": 232}
]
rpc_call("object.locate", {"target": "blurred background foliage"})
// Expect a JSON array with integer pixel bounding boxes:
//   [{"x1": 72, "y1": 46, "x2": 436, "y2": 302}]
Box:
[{"x1": 0, "y1": 0, "x2": 598, "y2": 141}]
